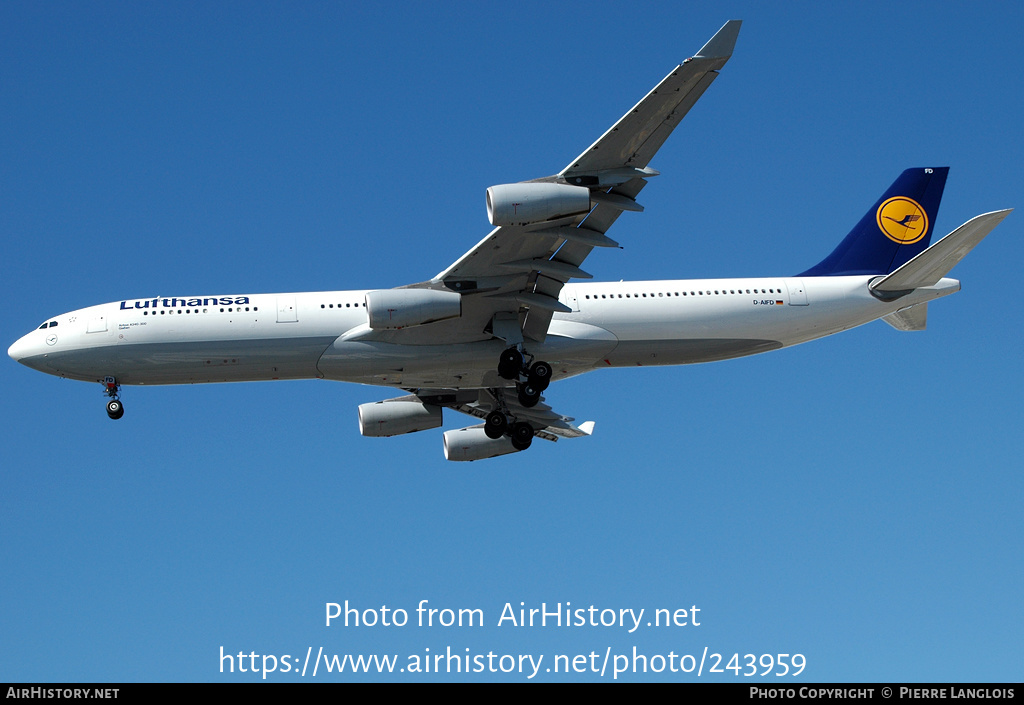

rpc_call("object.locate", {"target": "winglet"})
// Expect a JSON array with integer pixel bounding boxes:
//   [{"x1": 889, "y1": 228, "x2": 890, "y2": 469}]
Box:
[
  {"x1": 578, "y1": 421, "x2": 595, "y2": 436},
  {"x1": 695, "y1": 20, "x2": 742, "y2": 59}
]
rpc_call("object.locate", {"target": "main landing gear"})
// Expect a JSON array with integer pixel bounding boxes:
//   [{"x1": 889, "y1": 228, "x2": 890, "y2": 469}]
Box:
[
  {"x1": 103, "y1": 377, "x2": 124, "y2": 420},
  {"x1": 484, "y1": 406, "x2": 535, "y2": 451},
  {"x1": 486, "y1": 346, "x2": 553, "y2": 451},
  {"x1": 497, "y1": 346, "x2": 552, "y2": 409}
]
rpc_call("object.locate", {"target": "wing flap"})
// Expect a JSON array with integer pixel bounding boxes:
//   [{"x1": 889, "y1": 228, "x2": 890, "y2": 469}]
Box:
[{"x1": 433, "y1": 214, "x2": 580, "y2": 282}]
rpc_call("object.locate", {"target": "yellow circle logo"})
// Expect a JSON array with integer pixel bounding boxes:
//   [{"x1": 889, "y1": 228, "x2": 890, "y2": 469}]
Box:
[{"x1": 877, "y1": 197, "x2": 928, "y2": 244}]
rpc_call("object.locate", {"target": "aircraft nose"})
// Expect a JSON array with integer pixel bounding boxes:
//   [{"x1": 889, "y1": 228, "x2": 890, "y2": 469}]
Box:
[{"x1": 8, "y1": 333, "x2": 37, "y2": 364}]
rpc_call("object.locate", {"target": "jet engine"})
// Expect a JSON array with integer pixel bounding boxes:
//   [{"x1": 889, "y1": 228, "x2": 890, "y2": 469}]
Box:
[
  {"x1": 358, "y1": 399, "x2": 443, "y2": 437},
  {"x1": 442, "y1": 426, "x2": 521, "y2": 461},
  {"x1": 486, "y1": 183, "x2": 591, "y2": 226},
  {"x1": 365, "y1": 289, "x2": 461, "y2": 330}
]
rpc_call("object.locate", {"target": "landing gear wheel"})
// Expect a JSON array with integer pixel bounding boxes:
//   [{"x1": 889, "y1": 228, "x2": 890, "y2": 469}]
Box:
[
  {"x1": 484, "y1": 410, "x2": 508, "y2": 439},
  {"x1": 517, "y1": 383, "x2": 541, "y2": 408},
  {"x1": 498, "y1": 348, "x2": 523, "y2": 380},
  {"x1": 106, "y1": 399, "x2": 124, "y2": 420},
  {"x1": 528, "y1": 360, "x2": 552, "y2": 391},
  {"x1": 510, "y1": 422, "x2": 534, "y2": 451}
]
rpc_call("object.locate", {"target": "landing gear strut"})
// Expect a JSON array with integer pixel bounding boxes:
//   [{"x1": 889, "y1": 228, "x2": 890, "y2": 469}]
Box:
[{"x1": 103, "y1": 377, "x2": 124, "y2": 420}]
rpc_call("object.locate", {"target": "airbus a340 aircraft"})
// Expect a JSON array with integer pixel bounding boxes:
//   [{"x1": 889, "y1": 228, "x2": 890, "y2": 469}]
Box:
[{"x1": 8, "y1": 21, "x2": 1012, "y2": 460}]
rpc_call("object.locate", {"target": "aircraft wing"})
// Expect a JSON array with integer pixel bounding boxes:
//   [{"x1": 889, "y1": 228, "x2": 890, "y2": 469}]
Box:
[{"x1": 386, "y1": 20, "x2": 741, "y2": 346}]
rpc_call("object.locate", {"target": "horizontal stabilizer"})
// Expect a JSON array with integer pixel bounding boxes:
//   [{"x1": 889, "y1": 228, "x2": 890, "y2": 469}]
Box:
[
  {"x1": 872, "y1": 209, "x2": 1012, "y2": 292},
  {"x1": 883, "y1": 304, "x2": 927, "y2": 331}
]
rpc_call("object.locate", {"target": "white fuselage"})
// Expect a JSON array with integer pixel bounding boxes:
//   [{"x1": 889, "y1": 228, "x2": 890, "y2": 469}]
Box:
[{"x1": 8, "y1": 275, "x2": 960, "y2": 391}]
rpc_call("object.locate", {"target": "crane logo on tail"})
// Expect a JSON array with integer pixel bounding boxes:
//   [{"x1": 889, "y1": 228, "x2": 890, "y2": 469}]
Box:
[{"x1": 877, "y1": 196, "x2": 928, "y2": 244}]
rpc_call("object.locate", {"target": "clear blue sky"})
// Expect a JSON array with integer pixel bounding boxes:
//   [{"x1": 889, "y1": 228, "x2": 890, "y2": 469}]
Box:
[{"x1": 2, "y1": 1, "x2": 1021, "y2": 682}]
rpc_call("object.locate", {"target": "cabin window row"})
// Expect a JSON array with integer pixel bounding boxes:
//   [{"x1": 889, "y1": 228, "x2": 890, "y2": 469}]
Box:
[
  {"x1": 142, "y1": 307, "x2": 258, "y2": 316},
  {"x1": 584, "y1": 288, "x2": 779, "y2": 300}
]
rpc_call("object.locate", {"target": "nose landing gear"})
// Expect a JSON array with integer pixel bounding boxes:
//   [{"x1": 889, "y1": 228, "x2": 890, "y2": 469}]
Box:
[{"x1": 103, "y1": 377, "x2": 124, "y2": 420}]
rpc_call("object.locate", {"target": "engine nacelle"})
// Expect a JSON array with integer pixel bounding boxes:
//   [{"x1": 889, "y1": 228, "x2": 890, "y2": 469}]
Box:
[
  {"x1": 365, "y1": 289, "x2": 461, "y2": 330},
  {"x1": 358, "y1": 399, "x2": 443, "y2": 437},
  {"x1": 443, "y1": 426, "x2": 520, "y2": 461},
  {"x1": 486, "y1": 182, "x2": 591, "y2": 226}
]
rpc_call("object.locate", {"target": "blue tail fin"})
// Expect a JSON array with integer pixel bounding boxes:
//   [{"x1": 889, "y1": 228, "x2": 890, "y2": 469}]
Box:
[{"x1": 799, "y1": 167, "x2": 949, "y2": 277}]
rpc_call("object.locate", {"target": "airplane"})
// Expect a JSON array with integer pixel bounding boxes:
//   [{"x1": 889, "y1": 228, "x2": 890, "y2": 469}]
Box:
[{"x1": 7, "y1": 20, "x2": 1012, "y2": 461}]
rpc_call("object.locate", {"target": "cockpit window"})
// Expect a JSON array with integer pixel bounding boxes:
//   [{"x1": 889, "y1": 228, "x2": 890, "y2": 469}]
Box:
[
  {"x1": 37, "y1": 321, "x2": 58, "y2": 330},
  {"x1": 49, "y1": 321, "x2": 58, "y2": 328},
  {"x1": 38, "y1": 323, "x2": 47, "y2": 330}
]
